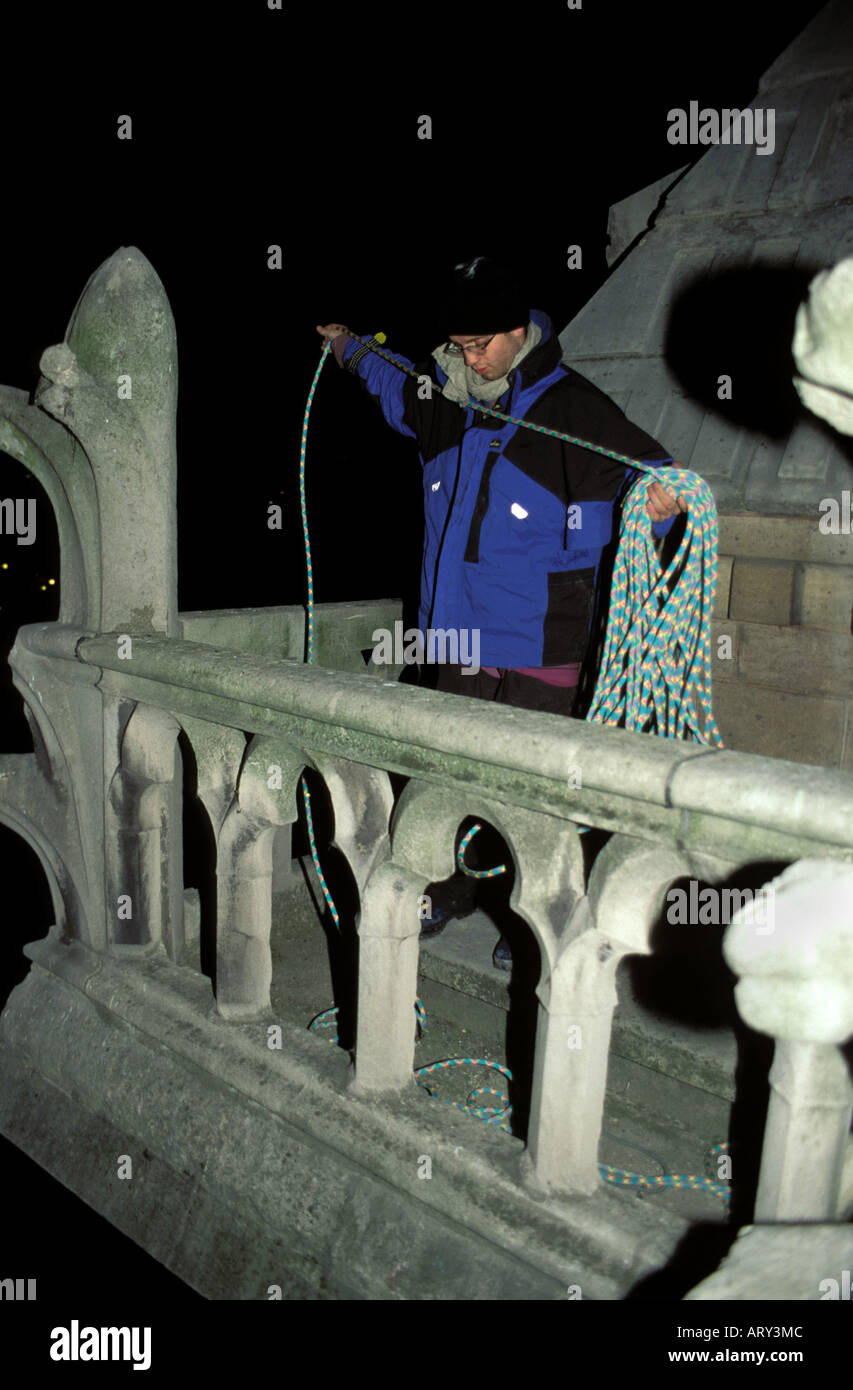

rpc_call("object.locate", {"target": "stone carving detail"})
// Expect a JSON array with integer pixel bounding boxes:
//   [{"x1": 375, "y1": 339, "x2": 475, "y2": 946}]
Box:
[
  {"x1": 793, "y1": 255, "x2": 853, "y2": 436},
  {"x1": 107, "y1": 703, "x2": 183, "y2": 958},
  {"x1": 725, "y1": 859, "x2": 853, "y2": 1221}
]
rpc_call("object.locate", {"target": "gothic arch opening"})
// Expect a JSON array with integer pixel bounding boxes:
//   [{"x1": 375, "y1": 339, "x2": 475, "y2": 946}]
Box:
[
  {"x1": 0, "y1": 823, "x2": 54, "y2": 1013},
  {"x1": 614, "y1": 860, "x2": 788, "y2": 1228},
  {"x1": 178, "y1": 728, "x2": 217, "y2": 986},
  {"x1": 272, "y1": 766, "x2": 360, "y2": 1051},
  {"x1": 0, "y1": 453, "x2": 60, "y2": 754},
  {"x1": 416, "y1": 815, "x2": 541, "y2": 1143}
]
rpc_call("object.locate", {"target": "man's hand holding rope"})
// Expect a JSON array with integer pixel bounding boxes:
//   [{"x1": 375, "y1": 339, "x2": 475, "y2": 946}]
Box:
[{"x1": 644, "y1": 479, "x2": 687, "y2": 523}]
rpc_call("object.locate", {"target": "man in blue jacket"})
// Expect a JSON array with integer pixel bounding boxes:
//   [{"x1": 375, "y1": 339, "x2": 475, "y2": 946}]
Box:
[{"x1": 316, "y1": 257, "x2": 685, "y2": 965}]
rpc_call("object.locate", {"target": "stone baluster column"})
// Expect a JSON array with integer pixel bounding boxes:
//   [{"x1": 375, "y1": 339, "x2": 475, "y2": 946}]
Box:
[
  {"x1": 216, "y1": 809, "x2": 279, "y2": 1020},
  {"x1": 524, "y1": 835, "x2": 695, "y2": 1195},
  {"x1": 525, "y1": 900, "x2": 621, "y2": 1195},
  {"x1": 213, "y1": 737, "x2": 306, "y2": 1021},
  {"x1": 724, "y1": 858, "x2": 853, "y2": 1221},
  {"x1": 351, "y1": 861, "x2": 422, "y2": 1095},
  {"x1": 107, "y1": 703, "x2": 184, "y2": 958},
  {"x1": 352, "y1": 781, "x2": 478, "y2": 1097},
  {"x1": 755, "y1": 1041, "x2": 853, "y2": 1220}
]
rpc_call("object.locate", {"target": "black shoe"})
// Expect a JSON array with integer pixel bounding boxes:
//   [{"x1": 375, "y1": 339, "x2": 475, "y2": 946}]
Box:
[
  {"x1": 418, "y1": 871, "x2": 478, "y2": 938},
  {"x1": 492, "y1": 935, "x2": 513, "y2": 971}
]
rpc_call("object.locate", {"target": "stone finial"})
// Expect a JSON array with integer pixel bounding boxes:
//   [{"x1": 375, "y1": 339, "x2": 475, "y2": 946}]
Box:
[
  {"x1": 792, "y1": 256, "x2": 853, "y2": 436},
  {"x1": 34, "y1": 246, "x2": 179, "y2": 635},
  {"x1": 723, "y1": 858, "x2": 853, "y2": 1043}
]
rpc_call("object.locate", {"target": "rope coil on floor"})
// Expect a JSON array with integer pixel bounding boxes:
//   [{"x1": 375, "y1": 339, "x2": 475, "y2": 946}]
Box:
[{"x1": 308, "y1": 1005, "x2": 730, "y2": 1207}]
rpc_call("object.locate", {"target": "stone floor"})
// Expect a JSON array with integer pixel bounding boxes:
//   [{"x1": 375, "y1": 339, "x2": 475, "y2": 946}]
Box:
[{"x1": 268, "y1": 857, "x2": 752, "y2": 1229}]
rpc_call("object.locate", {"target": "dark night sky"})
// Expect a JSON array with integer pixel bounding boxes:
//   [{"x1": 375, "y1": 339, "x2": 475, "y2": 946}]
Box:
[{"x1": 0, "y1": 0, "x2": 839, "y2": 1341}]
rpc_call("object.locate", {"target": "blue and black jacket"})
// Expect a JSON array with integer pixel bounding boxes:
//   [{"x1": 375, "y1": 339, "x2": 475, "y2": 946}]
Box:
[{"x1": 338, "y1": 308, "x2": 674, "y2": 668}]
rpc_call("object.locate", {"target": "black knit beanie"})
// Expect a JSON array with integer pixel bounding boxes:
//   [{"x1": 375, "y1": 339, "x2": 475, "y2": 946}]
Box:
[{"x1": 442, "y1": 256, "x2": 530, "y2": 335}]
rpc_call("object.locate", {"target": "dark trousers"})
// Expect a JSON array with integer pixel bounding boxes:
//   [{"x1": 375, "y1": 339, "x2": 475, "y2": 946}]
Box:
[
  {"x1": 427, "y1": 663, "x2": 579, "y2": 718},
  {"x1": 418, "y1": 665, "x2": 578, "y2": 920}
]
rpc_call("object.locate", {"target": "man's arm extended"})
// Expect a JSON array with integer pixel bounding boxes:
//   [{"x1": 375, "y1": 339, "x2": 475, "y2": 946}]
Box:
[{"x1": 315, "y1": 323, "x2": 420, "y2": 440}]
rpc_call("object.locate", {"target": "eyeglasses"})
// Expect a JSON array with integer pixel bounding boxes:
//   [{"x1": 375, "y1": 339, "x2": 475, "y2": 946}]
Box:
[{"x1": 444, "y1": 334, "x2": 497, "y2": 358}]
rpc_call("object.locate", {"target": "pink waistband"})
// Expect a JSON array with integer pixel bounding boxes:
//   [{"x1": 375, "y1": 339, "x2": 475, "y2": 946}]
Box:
[{"x1": 481, "y1": 664, "x2": 581, "y2": 687}]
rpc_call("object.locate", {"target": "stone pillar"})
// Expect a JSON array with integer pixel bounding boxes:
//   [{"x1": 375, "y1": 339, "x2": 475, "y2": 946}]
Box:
[
  {"x1": 108, "y1": 702, "x2": 184, "y2": 958},
  {"x1": 215, "y1": 808, "x2": 278, "y2": 1020},
  {"x1": 525, "y1": 900, "x2": 620, "y2": 1195},
  {"x1": 755, "y1": 1040, "x2": 853, "y2": 1221},
  {"x1": 351, "y1": 861, "x2": 421, "y2": 1095},
  {"x1": 212, "y1": 737, "x2": 308, "y2": 1020},
  {"x1": 35, "y1": 247, "x2": 179, "y2": 637},
  {"x1": 108, "y1": 777, "x2": 167, "y2": 952},
  {"x1": 523, "y1": 834, "x2": 698, "y2": 1195}
]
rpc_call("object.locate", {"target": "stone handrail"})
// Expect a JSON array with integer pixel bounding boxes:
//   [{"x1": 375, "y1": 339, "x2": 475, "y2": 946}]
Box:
[
  {"x1": 21, "y1": 623, "x2": 853, "y2": 861},
  {"x1": 4, "y1": 615, "x2": 851, "y2": 1206}
]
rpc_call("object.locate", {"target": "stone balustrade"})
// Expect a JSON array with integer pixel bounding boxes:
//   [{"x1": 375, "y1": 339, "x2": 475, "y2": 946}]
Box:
[{"x1": 2, "y1": 612, "x2": 850, "y2": 1206}]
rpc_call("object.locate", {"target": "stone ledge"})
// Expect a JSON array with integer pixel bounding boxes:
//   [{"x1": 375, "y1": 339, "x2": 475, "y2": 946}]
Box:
[
  {"x1": 0, "y1": 1043, "x2": 548, "y2": 1301},
  {"x1": 668, "y1": 748, "x2": 853, "y2": 851},
  {"x1": 179, "y1": 599, "x2": 405, "y2": 671},
  {"x1": 0, "y1": 935, "x2": 692, "y2": 1298},
  {"x1": 22, "y1": 621, "x2": 851, "y2": 862}
]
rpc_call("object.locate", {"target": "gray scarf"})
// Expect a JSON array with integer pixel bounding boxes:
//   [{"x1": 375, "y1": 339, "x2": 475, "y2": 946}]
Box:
[{"x1": 431, "y1": 319, "x2": 542, "y2": 404}]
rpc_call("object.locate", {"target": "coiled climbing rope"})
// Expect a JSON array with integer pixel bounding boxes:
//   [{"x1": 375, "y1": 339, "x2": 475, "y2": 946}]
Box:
[
  {"x1": 586, "y1": 465, "x2": 722, "y2": 743},
  {"x1": 308, "y1": 1000, "x2": 730, "y2": 1207},
  {"x1": 297, "y1": 331, "x2": 730, "y2": 1212}
]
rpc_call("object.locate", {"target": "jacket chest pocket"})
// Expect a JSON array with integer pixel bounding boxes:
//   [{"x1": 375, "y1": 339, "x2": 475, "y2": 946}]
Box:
[
  {"x1": 466, "y1": 460, "x2": 558, "y2": 563},
  {"x1": 542, "y1": 567, "x2": 595, "y2": 664}
]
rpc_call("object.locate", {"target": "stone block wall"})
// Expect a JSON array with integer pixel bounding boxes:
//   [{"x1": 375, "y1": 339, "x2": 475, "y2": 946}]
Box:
[{"x1": 711, "y1": 515, "x2": 853, "y2": 769}]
